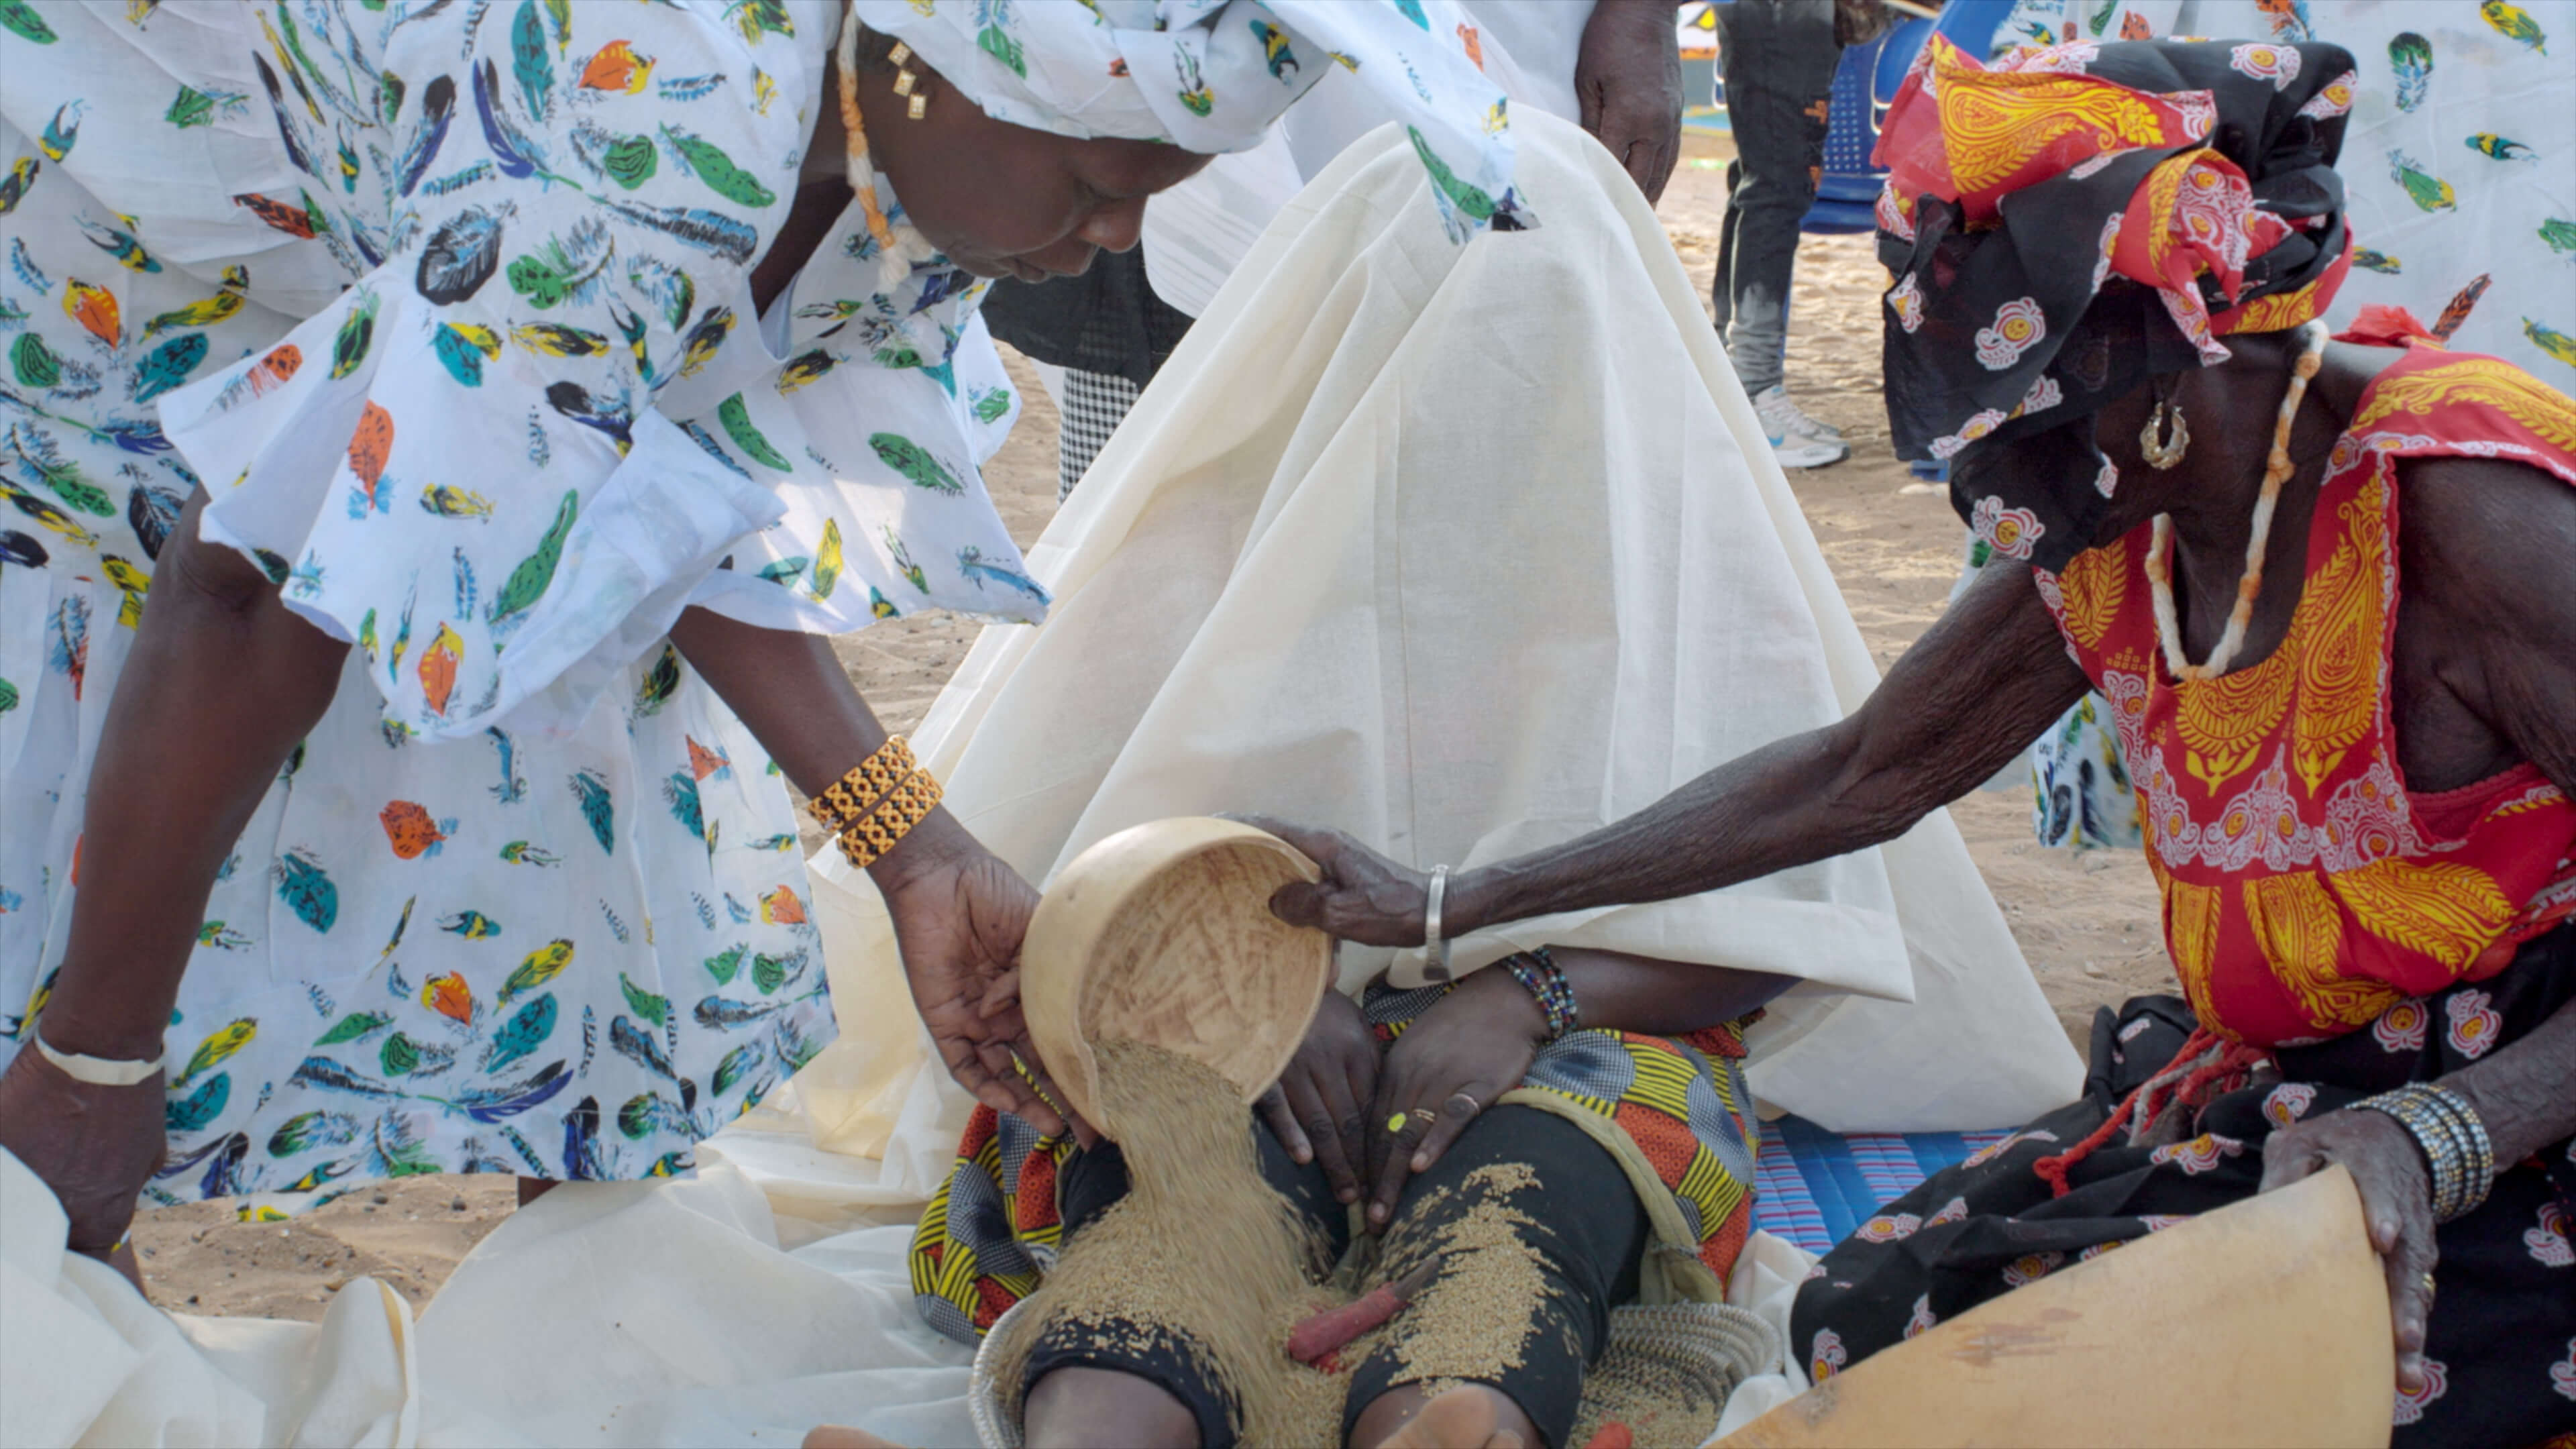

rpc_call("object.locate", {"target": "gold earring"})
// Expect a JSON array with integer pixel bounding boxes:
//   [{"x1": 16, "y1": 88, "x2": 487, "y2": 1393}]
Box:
[
  {"x1": 889, "y1": 41, "x2": 928, "y2": 119},
  {"x1": 2140, "y1": 399, "x2": 2190, "y2": 470}
]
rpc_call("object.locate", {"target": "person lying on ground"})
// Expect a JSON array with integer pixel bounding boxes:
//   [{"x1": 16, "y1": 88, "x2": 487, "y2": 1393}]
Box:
[{"x1": 1000, "y1": 951, "x2": 1786, "y2": 1449}]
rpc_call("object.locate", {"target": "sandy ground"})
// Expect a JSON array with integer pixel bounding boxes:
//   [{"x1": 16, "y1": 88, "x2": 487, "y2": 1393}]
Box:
[{"x1": 130, "y1": 134, "x2": 2167, "y2": 1320}]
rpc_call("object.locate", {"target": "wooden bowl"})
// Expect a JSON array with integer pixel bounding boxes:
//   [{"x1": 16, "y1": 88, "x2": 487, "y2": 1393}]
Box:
[
  {"x1": 1714, "y1": 1165, "x2": 2394, "y2": 1448},
  {"x1": 1020, "y1": 818, "x2": 1334, "y2": 1136}
]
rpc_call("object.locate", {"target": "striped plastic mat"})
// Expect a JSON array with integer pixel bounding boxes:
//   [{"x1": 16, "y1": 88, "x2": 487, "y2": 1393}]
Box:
[{"x1": 1749, "y1": 1116, "x2": 2013, "y2": 1256}]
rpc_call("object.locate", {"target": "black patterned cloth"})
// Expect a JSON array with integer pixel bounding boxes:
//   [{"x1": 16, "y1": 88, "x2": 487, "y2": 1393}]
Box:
[{"x1": 1791, "y1": 924, "x2": 2576, "y2": 1447}]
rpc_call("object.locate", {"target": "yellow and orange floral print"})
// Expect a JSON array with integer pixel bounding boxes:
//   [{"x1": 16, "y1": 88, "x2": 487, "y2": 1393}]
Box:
[{"x1": 2034, "y1": 349, "x2": 2576, "y2": 1046}]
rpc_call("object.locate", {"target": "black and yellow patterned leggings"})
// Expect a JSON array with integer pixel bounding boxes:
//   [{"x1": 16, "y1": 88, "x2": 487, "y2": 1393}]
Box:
[{"x1": 1024, "y1": 1104, "x2": 1648, "y2": 1449}]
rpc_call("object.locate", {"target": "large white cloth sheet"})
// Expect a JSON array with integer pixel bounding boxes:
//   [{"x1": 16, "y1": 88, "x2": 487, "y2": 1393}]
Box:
[
  {"x1": 812, "y1": 112, "x2": 2080, "y2": 1140},
  {"x1": 0, "y1": 1136, "x2": 1821, "y2": 1448},
  {"x1": 0, "y1": 113, "x2": 2075, "y2": 1449}
]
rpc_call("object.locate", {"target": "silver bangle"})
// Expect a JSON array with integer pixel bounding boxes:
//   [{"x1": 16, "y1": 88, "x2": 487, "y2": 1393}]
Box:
[
  {"x1": 1425, "y1": 865, "x2": 1450, "y2": 981},
  {"x1": 2353, "y1": 1083, "x2": 2495, "y2": 1224},
  {"x1": 32, "y1": 1032, "x2": 165, "y2": 1087}
]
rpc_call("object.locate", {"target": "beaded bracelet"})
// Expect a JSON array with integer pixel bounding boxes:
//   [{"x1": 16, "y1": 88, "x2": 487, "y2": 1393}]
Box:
[
  {"x1": 2352, "y1": 1083, "x2": 2495, "y2": 1223},
  {"x1": 833, "y1": 766, "x2": 945, "y2": 871},
  {"x1": 807, "y1": 736, "x2": 918, "y2": 837},
  {"x1": 1500, "y1": 948, "x2": 1579, "y2": 1041}
]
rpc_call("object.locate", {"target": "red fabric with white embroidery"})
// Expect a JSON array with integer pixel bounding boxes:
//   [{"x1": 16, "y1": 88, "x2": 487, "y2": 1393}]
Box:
[{"x1": 2034, "y1": 346, "x2": 2576, "y2": 1049}]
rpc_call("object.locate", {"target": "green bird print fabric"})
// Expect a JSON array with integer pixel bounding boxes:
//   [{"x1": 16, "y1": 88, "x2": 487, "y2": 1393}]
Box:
[
  {"x1": 1992, "y1": 0, "x2": 2576, "y2": 378},
  {"x1": 0, "y1": 0, "x2": 1069, "y2": 1212}
]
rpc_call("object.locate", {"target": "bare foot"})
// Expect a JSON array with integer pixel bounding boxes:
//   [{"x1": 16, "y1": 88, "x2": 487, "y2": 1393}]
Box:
[
  {"x1": 801, "y1": 1428, "x2": 902, "y2": 1449},
  {"x1": 1353, "y1": 1383, "x2": 1531, "y2": 1449}
]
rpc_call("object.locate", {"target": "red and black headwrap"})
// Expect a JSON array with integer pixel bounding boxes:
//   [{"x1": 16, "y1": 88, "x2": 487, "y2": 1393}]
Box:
[{"x1": 1875, "y1": 37, "x2": 2358, "y2": 572}]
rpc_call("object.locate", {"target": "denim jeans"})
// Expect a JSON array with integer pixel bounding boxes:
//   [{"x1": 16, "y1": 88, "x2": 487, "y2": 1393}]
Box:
[{"x1": 1711, "y1": 0, "x2": 1843, "y2": 395}]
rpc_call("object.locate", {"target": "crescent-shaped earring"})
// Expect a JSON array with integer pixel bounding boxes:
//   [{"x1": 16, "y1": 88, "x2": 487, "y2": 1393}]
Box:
[{"x1": 2140, "y1": 376, "x2": 2190, "y2": 470}]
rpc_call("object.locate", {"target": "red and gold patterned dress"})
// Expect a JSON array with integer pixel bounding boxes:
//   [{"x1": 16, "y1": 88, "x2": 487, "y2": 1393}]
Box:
[
  {"x1": 1794, "y1": 347, "x2": 2576, "y2": 1448},
  {"x1": 2038, "y1": 345, "x2": 2576, "y2": 1049}
]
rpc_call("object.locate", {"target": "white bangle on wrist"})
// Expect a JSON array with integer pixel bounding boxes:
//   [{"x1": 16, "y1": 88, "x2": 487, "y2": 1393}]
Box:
[
  {"x1": 32, "y1": 1032, "x2": 164, "y2": 1087},
  {"x1": 1426, "y1": 865, "x2": 1451, "y2": 981}
]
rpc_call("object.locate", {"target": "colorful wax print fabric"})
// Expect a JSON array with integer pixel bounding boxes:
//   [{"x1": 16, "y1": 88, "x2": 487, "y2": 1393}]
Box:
[
  {"x1": 1874, "y1": 35, "x2": 2357, "y2": 572},
  {"x1": 910, "y1": 983, "x2": 1760, "y2": 1344}
]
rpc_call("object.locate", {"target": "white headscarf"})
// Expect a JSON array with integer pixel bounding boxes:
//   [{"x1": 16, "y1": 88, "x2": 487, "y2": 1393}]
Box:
[{"x1": 845, "y1": 0, "x2": 1531, "y2": 241}]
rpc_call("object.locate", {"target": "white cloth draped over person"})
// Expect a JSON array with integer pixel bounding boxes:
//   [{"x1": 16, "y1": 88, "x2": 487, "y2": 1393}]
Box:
[
  {"x1": 1139, "y1": 0, "x2": 1603, "y2": 321},
  {"x1": 805, "y1": 109, "x2": 2081, "y2": 1150}
]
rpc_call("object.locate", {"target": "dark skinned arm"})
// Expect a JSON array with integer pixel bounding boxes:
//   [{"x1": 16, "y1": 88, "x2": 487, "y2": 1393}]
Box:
[
  {"x1": 1254, "y1": 555, "x2": 2092, "y2": 945},
  {"x1": 1248, "y1": 560, "x2": 2086, "y2": 1228},
  {"x1": 0, "y1": 506, "x2": 1060, "y2": 1283},
  {"x1": 1574, "y1": 0, "x2": 1686, "y2": 205},
  {"x1": 2261, "y1": 456, "x2": 2576, "y2": 1394},
  {"x1": 0, "y1": 492, "x2": 348, "y2": 1277},
  {"x1": 1352, "y1": 947, "x2": 1794, "y2": 1228},
  {"x1": 1267, "y1": 945, "x2": 1793, "y2": 1216},
  {"x1": 666, "y1": 606, "x2": 1069, "y2": 1134}
]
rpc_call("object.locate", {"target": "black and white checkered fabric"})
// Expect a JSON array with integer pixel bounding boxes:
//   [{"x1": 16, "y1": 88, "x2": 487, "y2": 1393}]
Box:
[{"x1": 1056, "y1": 368, "x2": 1141, "y2": 501}]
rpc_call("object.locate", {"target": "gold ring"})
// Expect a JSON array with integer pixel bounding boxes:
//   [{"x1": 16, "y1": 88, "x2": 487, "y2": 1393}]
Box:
[
  {"x1": 1006, "y1": 1049, "x2": 1069, "y2": 1120},
  {"x1": 2420, "y1": 1271, "x2": 2436, "y2": 1297}
]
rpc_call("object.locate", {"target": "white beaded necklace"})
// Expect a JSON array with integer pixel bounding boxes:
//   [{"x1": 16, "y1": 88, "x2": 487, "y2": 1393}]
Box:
[{"x1": 2143, "y1": 319, "x2": 2331, "y2": 682}]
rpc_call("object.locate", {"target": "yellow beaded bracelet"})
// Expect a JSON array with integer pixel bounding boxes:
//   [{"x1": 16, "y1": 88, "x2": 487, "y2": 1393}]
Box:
[
  {"x1": 808, "y1": 737, "x2": 917, "y2": 837},
  {"x1": 833, "y1": 766, "x2": 945, "y2": 871}
]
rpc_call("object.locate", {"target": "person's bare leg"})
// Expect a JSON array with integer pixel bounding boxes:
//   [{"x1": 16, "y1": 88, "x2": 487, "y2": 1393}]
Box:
[
  {"x1": 1348, "y1": 1382, "x2": 1536, "y2": 1449},
  {"x1": 1022, "y1": 1366, "x2": 1200, "y2": 1449},
  {"x1": 0, "y1": 492, "x2": 347, "y2": 1281}
]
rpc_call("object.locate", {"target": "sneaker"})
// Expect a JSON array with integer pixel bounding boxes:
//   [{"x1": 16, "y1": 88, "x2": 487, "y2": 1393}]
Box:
[
  {"x1": 1754, "y1": 390, "x2": 1849, "y2": 468},
  {"x1": 1752, "y1": 384, "x2": 1847, "y2": 443},
  {"x1": 1764, "y1": 427, "x2": 1849, "y2": 469}
]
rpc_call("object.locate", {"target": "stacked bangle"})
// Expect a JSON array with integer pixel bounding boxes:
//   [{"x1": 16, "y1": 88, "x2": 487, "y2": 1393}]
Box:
[
  {"x1": 808, "y1": 736, "x2": 917, "y2": 837},
  {"x1": 1499, "y1": 947, "x2": 1579, "y2": 1041},
  {"x1": 808, "y1": 737, "x2": 945, "y2": 871},
  {"x1": 2351, "y1": 1083, "x2": 2495, "y2": 1224}
]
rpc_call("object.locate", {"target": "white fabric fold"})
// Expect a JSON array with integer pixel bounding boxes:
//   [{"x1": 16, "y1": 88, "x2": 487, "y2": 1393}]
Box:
[{"x1": 809, "y1": 110, "x2": 2080, "y2": 1135}]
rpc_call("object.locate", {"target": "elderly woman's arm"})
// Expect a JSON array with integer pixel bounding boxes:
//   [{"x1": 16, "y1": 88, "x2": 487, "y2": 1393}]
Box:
[
  {"x1": 666, "y1": 608, "x2": 1067, "y2": 1134},
  {"x1": 0, "y1": 494, "x2": 347, "y2": 1276},
  {"x1": 1256, "y1": 557, "x2": 2092, "y2": 945}
]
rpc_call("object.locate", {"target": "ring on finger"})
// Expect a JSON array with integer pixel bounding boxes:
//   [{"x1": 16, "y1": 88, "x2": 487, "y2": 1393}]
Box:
[
  {"x1": 1005, "y1": 1048, "x2": 1069, "y2": 1121},
  {"x1": 1389, "y1": 1107, "x2": 1436, "y2": 1135},
  {"x1": 1444, "y1": 1090, "x2": 1481, "y2": 1119}
]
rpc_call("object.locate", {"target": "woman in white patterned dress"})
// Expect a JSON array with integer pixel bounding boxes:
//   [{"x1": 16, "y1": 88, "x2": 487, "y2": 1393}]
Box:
[{"x1": 0, "y1": 0, "x2": 1523, "y2": 1281}]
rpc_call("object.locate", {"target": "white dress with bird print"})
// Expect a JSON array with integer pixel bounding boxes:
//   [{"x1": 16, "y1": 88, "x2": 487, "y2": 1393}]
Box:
[{"x1": 0, "y1": 0, "x2": 1045, "y2": 1213}]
